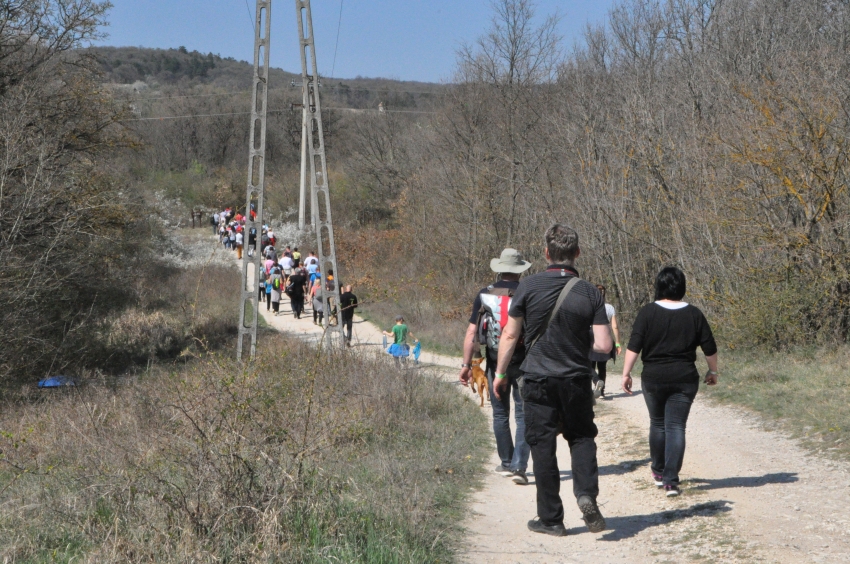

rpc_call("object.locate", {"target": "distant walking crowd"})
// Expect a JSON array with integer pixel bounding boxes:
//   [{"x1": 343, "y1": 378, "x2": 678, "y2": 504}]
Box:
[
  {"x1": 211, "y1": 208, "x2": 423, "y2": 363},
  {"x1": 460, "y1": 224, "x2": 718, "y2": 537},
  {"x1": 210, "y1": 208, "x2": 359, "y2": 346}
]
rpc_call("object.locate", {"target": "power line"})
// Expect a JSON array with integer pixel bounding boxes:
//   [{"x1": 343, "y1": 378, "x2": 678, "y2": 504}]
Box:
[
  {"x1": 126, "y1": 110, "x2": 253, "y2": 121},
  {"x1": 243, "y1": 0, "x2": 255, "y2": 33},
  {"x1": 132, "y1": 91, "x2": 253, "y2": 101},
  {"x1": 330, "y1": 0, "x2": 344, "y2": 79},
  {"x1": 126, "y1": 84, "x2": 444, "y2": 102},
  {"x1": 121, "y1": 107, "x2": 438, "y2": 122}
]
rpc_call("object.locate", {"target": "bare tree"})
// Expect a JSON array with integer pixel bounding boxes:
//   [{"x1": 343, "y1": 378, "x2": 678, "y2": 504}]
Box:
[{"x1": 0, "y1": 0, "x2": 140, "y2": 381}]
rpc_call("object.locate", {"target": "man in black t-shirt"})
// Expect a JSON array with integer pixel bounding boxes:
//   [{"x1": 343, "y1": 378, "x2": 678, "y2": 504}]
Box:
[
  {"x1": 339, "y1": 285, "x2": 358, "y2": 346},
  {"x1": 459, "y1": 248, "x2": 532, "y2": 485},
  {"x1": 494, "y1": 224, "x2": 612, "y2": 537}
]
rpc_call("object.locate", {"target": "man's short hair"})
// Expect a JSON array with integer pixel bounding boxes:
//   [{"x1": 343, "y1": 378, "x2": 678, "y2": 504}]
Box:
[
  {"x1": 654, "y1": 266, "x2": 687, "y2": 301},
  {"x1": 545, "y1": 224, "x2": 579, "y2": 263}
]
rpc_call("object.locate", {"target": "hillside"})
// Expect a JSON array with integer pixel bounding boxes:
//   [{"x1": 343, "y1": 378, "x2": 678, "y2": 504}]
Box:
[{"x1": 88, "y1": 46, "x2": 445, "y2": 110}]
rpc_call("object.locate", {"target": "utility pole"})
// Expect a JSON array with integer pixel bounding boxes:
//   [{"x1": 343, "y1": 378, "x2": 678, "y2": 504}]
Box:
[
  {"x1": 296, "y1": 0, "x2": 345, "y2": 347},
  {"x1": 237, "y1": 0, "x2": 271, "y2": 361}
]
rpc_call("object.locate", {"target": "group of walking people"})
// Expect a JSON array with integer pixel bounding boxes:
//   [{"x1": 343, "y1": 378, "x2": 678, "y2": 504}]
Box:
[
  {"x1": 210, "y1": 208, "x2": 360, "y2": 346},
  {"x1": 260, "y1": 251, "x2": 360, "y2": 347},
  {"x1": 460, "y1": 224, "x2": 718, "y2": 537}
]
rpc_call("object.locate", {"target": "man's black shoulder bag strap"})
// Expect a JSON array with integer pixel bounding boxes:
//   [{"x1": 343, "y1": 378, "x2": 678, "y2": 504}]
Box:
[{"x1": 527, "y1": 276, "x2": 582, "y2": 351}]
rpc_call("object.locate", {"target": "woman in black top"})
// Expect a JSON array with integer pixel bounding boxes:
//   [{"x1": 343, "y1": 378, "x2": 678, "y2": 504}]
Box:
[{"x1": 621, "y1": 267, "x2": 719, "y2": 497}]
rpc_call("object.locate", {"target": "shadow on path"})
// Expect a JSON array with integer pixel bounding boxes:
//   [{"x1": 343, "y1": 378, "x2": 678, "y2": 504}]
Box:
[
  {"x1": 600, "y1": 458, "x2": 652, "y2": 476},
  {"x1": 602, "y1": 390, "x2": 644, "y2": 399},
  {"x1": 686, "y1": 472, "x2": 798, "y2": 491},
  {"x1": 557, "y1": 458, "x2": 651, "y2": 482},
  {"x1": 566, "y1": 500, "x2": 734, "y2": 540}
]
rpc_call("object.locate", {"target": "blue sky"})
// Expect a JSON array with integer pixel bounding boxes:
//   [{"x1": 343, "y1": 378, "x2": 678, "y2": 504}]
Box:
[{"x1": 97, "y1": 1, "x2": 615, "y2": 82}]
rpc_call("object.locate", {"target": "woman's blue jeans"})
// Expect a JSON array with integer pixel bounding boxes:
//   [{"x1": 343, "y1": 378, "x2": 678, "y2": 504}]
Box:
[{"x1": 642, "y1": 380, "x2": 699, "y2": 487}]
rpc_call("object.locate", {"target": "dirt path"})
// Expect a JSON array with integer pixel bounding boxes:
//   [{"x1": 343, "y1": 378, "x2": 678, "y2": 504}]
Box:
[
  {"x1": 252, "y1": 290, "x2": 457, "y2": 367},
  {"x1": 232, "y1": 252, "x2": 850, "y2": 563},
  {"x1": 462, "y1": 388, "x2": 850, "y2": 563}
]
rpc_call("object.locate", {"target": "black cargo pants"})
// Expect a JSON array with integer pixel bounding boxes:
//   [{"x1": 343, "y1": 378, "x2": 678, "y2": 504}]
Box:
[{"x1": 520, "y1": 374, "x2": 599, "y2": 526}]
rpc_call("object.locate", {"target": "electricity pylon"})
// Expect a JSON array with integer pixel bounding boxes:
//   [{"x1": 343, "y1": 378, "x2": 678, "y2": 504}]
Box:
[
  {"x1": 237, "y1": 0, "x2": 271, "y2": 361},
  {"x1": 296, "y1": 0, "x2": 345, "y2": 347},
  {"x1": 238, "y1": 0, "x2": 344, "y2": 359}
]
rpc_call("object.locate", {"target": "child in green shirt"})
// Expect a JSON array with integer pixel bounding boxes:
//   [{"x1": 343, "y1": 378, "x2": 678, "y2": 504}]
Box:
[{"x1": 383, "y1": 316, "x2": 418, "y2": 360}]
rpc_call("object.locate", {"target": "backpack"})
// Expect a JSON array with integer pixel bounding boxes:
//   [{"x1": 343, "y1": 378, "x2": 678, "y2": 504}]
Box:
[
  {"x1": 272, "y1": 276, "x2": 281, "y2": 290},
  {"x1": 476, "y1": 286, "x2": 514, "y2": 352}
]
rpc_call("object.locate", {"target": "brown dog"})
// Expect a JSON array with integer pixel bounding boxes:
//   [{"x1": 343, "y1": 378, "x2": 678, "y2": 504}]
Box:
[{"x1": 470, "y1": 357, "x2": 490, "y2": 407}]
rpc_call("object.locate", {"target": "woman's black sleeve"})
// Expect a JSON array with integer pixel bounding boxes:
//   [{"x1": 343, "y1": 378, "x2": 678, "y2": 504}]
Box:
[
  {"x1": 626, "y1": 305, "x2": 648, "y2": 354},
  {"x1": 697, "y1": 309, "x2": 718, "y2": 356}
]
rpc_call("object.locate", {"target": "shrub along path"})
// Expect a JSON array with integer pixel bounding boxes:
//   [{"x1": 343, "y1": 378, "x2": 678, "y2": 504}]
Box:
[{"x1": 246, "y1": 259, "x2": 850, "y2": 562}]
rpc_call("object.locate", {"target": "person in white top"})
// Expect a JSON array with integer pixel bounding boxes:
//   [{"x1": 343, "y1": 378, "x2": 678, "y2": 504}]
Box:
[
  {"x1": 280, "y1": 255, "x2": 294, "y2": 279},
  {"x1": 235, "y1": 230, "x2": 244, "y2": 260},
  {"x1": 589, "y1": 284, "x2": 621, "y2": 399}
]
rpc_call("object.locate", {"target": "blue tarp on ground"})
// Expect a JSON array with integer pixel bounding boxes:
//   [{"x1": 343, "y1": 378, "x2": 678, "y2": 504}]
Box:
[{"x1": 38, "y1": 375, "x2": 75, "y2": 388}]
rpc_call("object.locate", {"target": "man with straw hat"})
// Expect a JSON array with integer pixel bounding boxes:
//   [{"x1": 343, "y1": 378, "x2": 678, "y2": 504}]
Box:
[{"x1": 459, "y1": 248, "x2": 533, "y2": 486}]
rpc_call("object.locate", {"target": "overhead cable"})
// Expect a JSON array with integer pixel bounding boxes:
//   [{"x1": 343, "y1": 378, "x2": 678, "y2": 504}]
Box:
[
  {"x1": 243, "y1": 0, "x2": 255, "y2": 33},
  {"x1": 121, "y1": 107, "x2": 437, "y2": 122},
  {"x1": 330, "y1": 0, "x2": 344, "y2": 79},
  {"x1": 128, "y1": 84, "x2": 443, "y2": 102}
]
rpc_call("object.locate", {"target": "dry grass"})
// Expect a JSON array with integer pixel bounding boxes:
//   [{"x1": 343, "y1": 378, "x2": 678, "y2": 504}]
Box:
[
  {"x1": 0, "y1": 336, "x2": 489, "y2": 562},
  {"x1": 703, "y1": 346, "x2": 850, "y2": 459},
  {"x1": 358, "y1": 298, "x2": 468, "y2": 357},
  {"x1": 81, "y1": 257, "x2": 240, "y2": 375}
]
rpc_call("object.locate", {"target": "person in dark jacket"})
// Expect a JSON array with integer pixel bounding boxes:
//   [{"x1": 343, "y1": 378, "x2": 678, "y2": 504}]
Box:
[
  {"x1": 339, "y1": 285, "x2": 358, "y2": 346},
  {"x1": 287, "y1": 262, "x2": 307, "y2": 319},
  {"x1": 621, "y1": 266, "x2": 719, "y2": 497}
]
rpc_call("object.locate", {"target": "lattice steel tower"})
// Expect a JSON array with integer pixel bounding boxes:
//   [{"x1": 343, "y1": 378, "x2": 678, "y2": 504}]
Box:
[
  {"x1": 296, "y1": 0, "x2": 345, "y2": 348},
  {"x1": 237, "y1": 0, "x2": 271, "y2": 361},
  {"x1": 238, "y1": 0, "x2": 344, "y2": 360}
]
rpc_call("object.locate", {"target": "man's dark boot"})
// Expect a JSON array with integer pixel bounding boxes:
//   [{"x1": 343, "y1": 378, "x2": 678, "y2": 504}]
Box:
[
  {"x1": 577, "y1": 495, "x2": 606, "y2": 533},
  {"x1": 527, "y1": 518, "x2": 568, "y2": 537}
]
